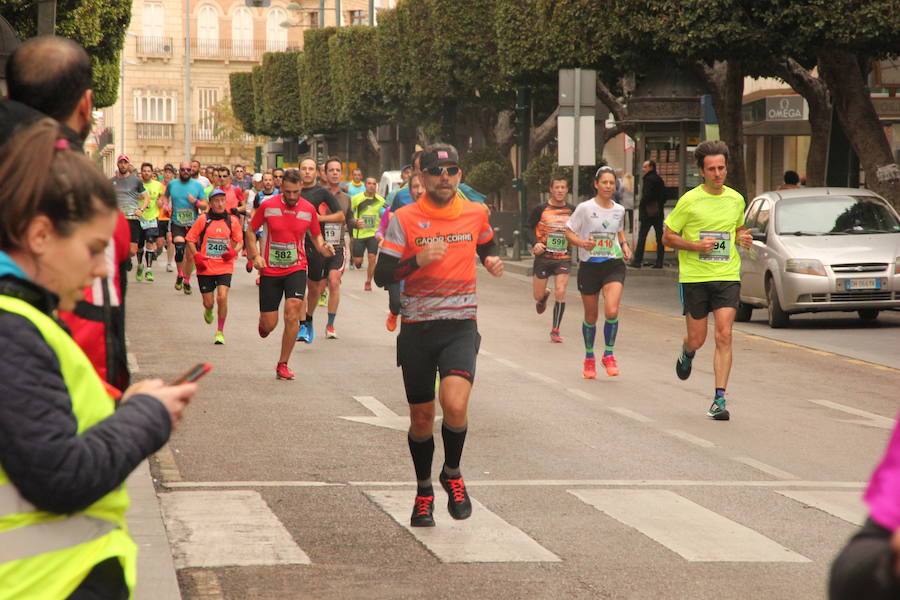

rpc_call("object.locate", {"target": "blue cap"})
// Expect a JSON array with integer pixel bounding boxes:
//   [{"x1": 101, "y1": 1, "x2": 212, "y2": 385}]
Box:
[{"x1": 209, "y1": 187, "x2": 226, "y2": 198}]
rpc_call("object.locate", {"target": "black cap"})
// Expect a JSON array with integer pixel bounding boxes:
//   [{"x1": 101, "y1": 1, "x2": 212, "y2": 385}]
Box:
[{"x1": 419, "y1": 144, "x2": 459, "y2": 171}]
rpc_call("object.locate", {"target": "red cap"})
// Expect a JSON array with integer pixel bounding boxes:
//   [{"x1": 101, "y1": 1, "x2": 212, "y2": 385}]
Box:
[{"x1": 116, "y1": 154, "x2": 130, "y2": 163}]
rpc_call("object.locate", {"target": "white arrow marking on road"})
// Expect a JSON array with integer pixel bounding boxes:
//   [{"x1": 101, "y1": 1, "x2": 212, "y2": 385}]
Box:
[
  {"x1": 776, "y1": 490, "x2": 867, "y2": 526},
  {"x1": 571, "y1": 489, "x2": 809, "y2": 563},
  {"x1": 809, "y1": 399, "x2": 895, "y2": 430},
  {"x1": 341, "y1": 396, "x2": 437, "y2": 432},
  {"x1": 366, "y1": 489, "x2": 560, "y2": 563}
]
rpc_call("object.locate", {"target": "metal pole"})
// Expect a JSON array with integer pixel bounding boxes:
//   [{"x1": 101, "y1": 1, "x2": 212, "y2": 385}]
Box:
[
  {"x1": 335, "y1": 0, "x2": 341, "y2": 26},
  {"x1": 36, "y1": 0, "x2": 56, "y2": 36},
  {"x1": 573, "y1": 67, "x2": 581, "y2": 203},
  {"x1": 119, "y1": 51, "x2": 125, "y2": 158},
  {"x1": 319, "y1": 0, "x2": 324, "y2": 27},
  {"x1": 368, "y1": 0, "x2": 374, "y2": 25},
  {"x1": 183, "y1": 0, "x2": 191, "y2": 161}
]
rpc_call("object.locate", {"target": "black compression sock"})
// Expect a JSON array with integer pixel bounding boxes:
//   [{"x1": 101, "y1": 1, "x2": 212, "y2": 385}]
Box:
[
  {"x1": 408, "y1": 432, "x2": 434, "y2": 490},
  {"x1": 441, "y1": 422, "x2": 468, "y2": 475},
  {"x1": 552, "y1": 301, "x2": 566, "y2": 329}
]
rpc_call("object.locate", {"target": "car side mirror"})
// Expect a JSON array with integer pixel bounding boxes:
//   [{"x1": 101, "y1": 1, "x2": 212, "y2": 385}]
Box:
[{"x1": 750, "y1": 228, "x2": 767, "y2": 243}]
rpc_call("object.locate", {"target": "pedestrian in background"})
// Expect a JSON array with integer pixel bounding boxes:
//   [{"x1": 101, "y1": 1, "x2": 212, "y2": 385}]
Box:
[
  {"x1": 0, "y1": 119, "x2": 196, "y2": 599},
  {"x1": 631, "y1": 160, "x2": 667, "y2": 269},
  {"x1": 776, "y1": 170, "x2": 801, "y2": 190}
]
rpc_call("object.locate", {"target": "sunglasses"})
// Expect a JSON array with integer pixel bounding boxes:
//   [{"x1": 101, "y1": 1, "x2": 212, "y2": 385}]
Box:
[
  {"x1": 424, "y1": 166, "x2": 460, "y2": 177},
  {"x1": 179, "y1": 168, "x2": 191, "y2": 172}
]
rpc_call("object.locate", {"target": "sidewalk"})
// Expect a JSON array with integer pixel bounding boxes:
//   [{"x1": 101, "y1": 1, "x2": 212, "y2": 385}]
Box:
[{"x1": 126, "y1": 461, "x2": 182, "y2": 600}]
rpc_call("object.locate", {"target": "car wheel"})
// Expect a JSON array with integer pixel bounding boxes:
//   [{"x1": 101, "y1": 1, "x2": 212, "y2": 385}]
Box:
[
  {"x1": 735, "y1": 302, "x2": 753, "y2": 322},
  {"x1": 766, "y1": 279, "x2": 789, "y2": 328},
  {"x1": 858, "y1": 309, "x2": 880, "y2": 321}
]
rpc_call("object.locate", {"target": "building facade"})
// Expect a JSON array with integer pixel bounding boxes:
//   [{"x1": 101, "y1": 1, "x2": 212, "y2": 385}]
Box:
[{"x1": 90, "y1": 0, "x2": 382, "y2": 173}]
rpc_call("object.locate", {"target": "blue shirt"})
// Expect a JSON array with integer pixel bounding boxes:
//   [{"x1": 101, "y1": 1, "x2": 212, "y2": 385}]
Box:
[{"x1": 166, "y1": 179, "x2": 207, "y2": 226}]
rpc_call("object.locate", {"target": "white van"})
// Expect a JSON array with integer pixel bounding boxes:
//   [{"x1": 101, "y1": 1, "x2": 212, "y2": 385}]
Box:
[{"x1": 378, "y1": 170, "x2": 404, "y2": 198}]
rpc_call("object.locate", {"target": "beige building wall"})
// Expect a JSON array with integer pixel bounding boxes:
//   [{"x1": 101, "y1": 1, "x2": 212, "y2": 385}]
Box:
[{"x1": 90, "y1": 0, "x2": 376, "y2": 174}]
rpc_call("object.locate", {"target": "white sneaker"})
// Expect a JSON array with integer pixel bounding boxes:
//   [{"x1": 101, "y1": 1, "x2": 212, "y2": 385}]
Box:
[{"x1": 166, "y1": 263, "x2": 174, "y2": 272}]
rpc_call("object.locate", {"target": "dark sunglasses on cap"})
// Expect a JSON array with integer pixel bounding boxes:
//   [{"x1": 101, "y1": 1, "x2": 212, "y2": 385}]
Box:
[{"x1": 424, "y1": 166, "x2": 460, "y2": 177}]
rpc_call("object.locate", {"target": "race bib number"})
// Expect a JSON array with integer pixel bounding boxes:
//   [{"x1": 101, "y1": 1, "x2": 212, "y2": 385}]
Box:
[
  {"x1": 323, "y1": 223, "x2": 342, "y2": 245},
  {"x1": 362, "y1": 214, "x2": 377, "y2": 229},
  {"x1": 175, "y1": 208, "x2": 195, "y2": 226},
  {"x1": 589, "y1": 232, "x2": 616, "y2": 258},
  {"x1": 205, "y1": 236, "x2": 229, "y2": 258},
  {"x1": 699, "y1": 230, "x2": 730, "y2": 262},
  {"x1": 268, "y1": 241, "x2": 298, "y2": 268},
  {"x1": 139, "y1": 218, "x2": 157, "y2": 230},
  {"x1": 545, "y1": 231, "x2": 568, "y2": 253}
]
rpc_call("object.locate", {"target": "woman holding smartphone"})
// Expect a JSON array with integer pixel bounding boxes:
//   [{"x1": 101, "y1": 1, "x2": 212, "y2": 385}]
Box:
[{"x1": 0, "y1": 120, "x2": 197, "y2": 599}]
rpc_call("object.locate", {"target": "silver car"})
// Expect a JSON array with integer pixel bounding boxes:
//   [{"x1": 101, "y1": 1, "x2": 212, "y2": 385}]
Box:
[{"x1": 737, "y1": 187, "x2": 900, "y2": 328}]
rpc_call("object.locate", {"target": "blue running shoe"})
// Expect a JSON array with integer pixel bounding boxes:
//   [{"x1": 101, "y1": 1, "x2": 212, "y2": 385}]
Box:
[
  {"x1": 296, "y1": 322, "x2": 309, "y2": 342},
  {"x1": 304, "y1": 321, "x2": 314, "y2": 343},
  {"x1": 707, "y1": 397, "x2": 730, "y2": 421}
]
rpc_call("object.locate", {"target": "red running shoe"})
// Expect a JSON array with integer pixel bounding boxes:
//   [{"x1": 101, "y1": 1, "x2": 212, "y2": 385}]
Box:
[
  {"x1": 275, "y1": 362, "x2": 295, "y2": 380},
  {"x1": 601, "y1": 354, "x2": 620, "y2": 377},
  {"x1": 583, "y1": 358, "x2": 597, "y2": 379},
  {"x1": 386, "y1": 312, "x2": 398, "y2": 332},
  {"x1": 549, "y1": 329, "x2": 563, "y2": 343},
  {"x1": 364, "y1": 281, "x2": 372, "y2": 291}
]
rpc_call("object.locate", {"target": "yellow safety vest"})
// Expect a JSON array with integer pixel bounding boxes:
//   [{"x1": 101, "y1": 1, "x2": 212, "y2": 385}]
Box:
[{"x1": 0, "y1": 296, "x2": 137, "y2": 600}]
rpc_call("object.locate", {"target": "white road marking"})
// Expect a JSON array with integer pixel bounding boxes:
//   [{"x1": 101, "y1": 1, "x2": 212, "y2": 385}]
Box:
[
  {"x1": 809, "y1": 399, "x2": 895, "y2": 430},
  {"x1": 479, "y1": 348, "x2": 492, "y2": 356},
  {"x1": 493, "y1": 357, "x2": 521, "y2": 369},
  {"x1": 571, "y1": 489, "x2": 810, "y2": 563},
  {"x1": 127, "y1": 352, "x2": 140, "y2": 374},
  {"x1": 159, "y1": 490, "x2": 310, "y2": 568},
  {"x1": 340, "y1": 395, "x2": 428, "y2": 432},
  {"x1": 732, "y1": 457, "x2": 798, "y2": 480},
  {"x1": 345, "y1": 293, "x2": 361, "y2": 300},
  {"x1": 776, "y1": 490, "x2": 867, "y2": 526},
  {"x1": 664, "y1": 429, "x2": 715, "y2": 448},
  {"x1": 365, "y1": 490, "x2": 560, "y2": 563},
  {"x1": 607, "y1": 406, "x2": 654, "y2": 423},
  {"x1": 164, "y1": 479, "x2": 866, "y2": 489},
  {"x1": 526, "y1": 371, "x2": 560, "y2": 386},
  {"x1": 567, "y1": 388, "x2": 598, "y2": 401}
]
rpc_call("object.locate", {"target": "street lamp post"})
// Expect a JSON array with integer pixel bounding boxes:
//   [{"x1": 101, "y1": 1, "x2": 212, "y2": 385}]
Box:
[
  {"x1": 119, "y1": 32, "x2": 137, "y2": 159},
  {"x1": 184, "y1": 0, "x2": 192, "y2": 161}
]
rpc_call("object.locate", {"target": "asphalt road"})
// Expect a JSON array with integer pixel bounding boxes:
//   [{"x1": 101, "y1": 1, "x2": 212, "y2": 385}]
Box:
[{"x1": 126, "y1": 258, "x2": 900, "y2": 600}]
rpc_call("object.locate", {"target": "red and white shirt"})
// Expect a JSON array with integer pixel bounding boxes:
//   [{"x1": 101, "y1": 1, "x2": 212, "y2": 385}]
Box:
[{"x1": 249, "y1": 195, "x2": 321, "y2": 277}]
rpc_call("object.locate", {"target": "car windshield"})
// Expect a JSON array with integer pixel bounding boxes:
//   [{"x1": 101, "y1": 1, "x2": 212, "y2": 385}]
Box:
[{"x1": 775, "y1": 196, "x2": 900, "y2": 235}]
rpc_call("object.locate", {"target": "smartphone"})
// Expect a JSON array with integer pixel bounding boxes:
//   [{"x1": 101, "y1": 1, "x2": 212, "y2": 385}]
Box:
[{"x1": 169, "y1": 363, "x2": 212, "y2": 385}]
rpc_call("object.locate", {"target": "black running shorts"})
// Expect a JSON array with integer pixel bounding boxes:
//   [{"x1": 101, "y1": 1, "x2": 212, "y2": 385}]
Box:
[
  {"x1": 259, "y1": 270, "x2": 307, "y2": 313},
  {"x1": 157, "y1": 220, "x2": 169, "y2": 237},
  {"x1": 679, "y1": 281, "x2": 741, "y2": 319},
  {"x1": 351, "y1": 236, "x2": 379, "y2": 258},
  {"x1": 305, "y1": 242, "x2": 327, "y2": 282},
  {"x1": 197, "y1": 273, "x2": 233, "y2": 294},
  {"x1": 577, "y1": 259, "x2": 626, "y2": 295},
  {"x1": 533, "y1": 255, "x2": 570, "y2": 280},
  {"x1": 127, "y1": 219, "x2": 142, "y2": 244},
  {"x1": 170, "y1": 224, "x2": 189, "y2": 239},
  {"x1": 397, "y1": 319, "x2": 481, "y2": 405}
]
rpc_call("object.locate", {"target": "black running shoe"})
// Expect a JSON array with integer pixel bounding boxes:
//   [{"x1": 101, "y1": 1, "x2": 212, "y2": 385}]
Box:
[
  {"x1": 676, "y1": 350, "x2": 693, "y2": 381},
  {"x1": 440, "y1": 471, "x2": 472, "y2": 520},
  {"x1": 410, "y1": 494, "x2": 435, "y2": 527},
  {"x1": 707, "y1": 397, "x2": 731, "y2": 421}
]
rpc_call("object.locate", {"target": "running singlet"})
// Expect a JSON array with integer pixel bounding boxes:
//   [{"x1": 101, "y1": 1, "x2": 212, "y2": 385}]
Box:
[
  {"x1": 249, "y1": 195, "x2": 321, "y2": 277},
  {"x1": 220, "y1": 185, "x2": 243, "y2": 213},
  {"x1": 346, "y1": 181, "x2": 365, "y2": 198},
  {"x1": 566, "y1": 200, "x2": 626, "y2": 263},
  {"x1": 141, "y1": 179, "x2": 163, "y2": 222},
  {"x1": 110, "y1": 172, "x2": 145, "y2": 219},
  {"x1": 527, "y1": 202, "x2": 576, "y2": 260},
  {"x1": 186, "y1": 214, "x2": 244, "y2": 276},
  {"x1": 301, "y1": 185, "x2": 343, "y2": 247},
  {"x1": 664, "y1": 184, "x2": 745, "y2": 283},
  {"x1": 166, "y1": 179, "x2": 207, "y2": 226},
  {"x1": 380, "y1": 194, "x2": 493, "y2": 323},
  {"x1": 351, "y1": 193, "x2": 386, "y2": 239}
]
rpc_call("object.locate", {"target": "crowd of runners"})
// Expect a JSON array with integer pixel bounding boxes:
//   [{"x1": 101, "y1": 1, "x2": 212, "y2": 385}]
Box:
[{"x1": 111, "y1": 139, "x2": 754, "y2": 527}]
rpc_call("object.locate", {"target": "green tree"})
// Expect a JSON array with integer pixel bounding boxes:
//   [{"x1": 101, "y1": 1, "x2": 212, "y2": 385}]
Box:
[
  {"x1": 1, "y1": 0, "x2": 132, "y2": 107},
  {"x1": 298, "y1": 27, "x2": 339, "y2": 134},
  {"x1": 260, "y1": 51, "x2": 302, "y2": 138},
  {"x1": 229, "y1": 71, "x2": 256, "y2": 135},
  {"x1": 328, "y1": 26, "x2": 386, "y2": 131}
]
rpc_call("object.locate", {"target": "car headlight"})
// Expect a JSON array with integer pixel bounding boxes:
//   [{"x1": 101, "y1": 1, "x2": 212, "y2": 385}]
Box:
[{"x1": 785, "y1": 258, "x2": 827, "y2": 276}]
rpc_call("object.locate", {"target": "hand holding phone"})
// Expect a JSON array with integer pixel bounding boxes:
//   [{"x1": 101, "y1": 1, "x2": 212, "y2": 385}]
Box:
[{"x1": 170, "y1": 363, "x2": 212, "y2": 385}]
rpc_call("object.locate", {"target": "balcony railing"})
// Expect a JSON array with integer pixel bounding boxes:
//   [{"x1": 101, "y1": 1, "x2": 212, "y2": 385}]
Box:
[
  {"x1": 192, "y1": 125, "x2": 256, "y2": 143},
  {"x1": 190, "y1": 39, "x2": 302, "y2": 61},
  {"x1": 136, "y1": 122, "x2": 175, "y2": 141},
  {"x1": 137, "y1": 36, "x2": 174, "y2": 57}
]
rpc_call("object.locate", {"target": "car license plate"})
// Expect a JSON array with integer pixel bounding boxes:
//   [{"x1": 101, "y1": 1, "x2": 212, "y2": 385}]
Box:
[{"x1": 844, "y1": 278, "x2": 879, "y2": 290}]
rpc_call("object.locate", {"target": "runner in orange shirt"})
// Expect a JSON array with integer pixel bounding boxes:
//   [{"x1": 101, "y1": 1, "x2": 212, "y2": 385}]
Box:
[
  {"x1": 375, "y1": 144, "x2": 503, "y2": 527},
  {"x1": 186, "y1": 188, "x2": 244, "y2": 345}
]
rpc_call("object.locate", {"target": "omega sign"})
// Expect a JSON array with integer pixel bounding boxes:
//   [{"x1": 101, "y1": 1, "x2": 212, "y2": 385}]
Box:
[{"x1": 766, "y1": 96, "x2": 804, "y2": 120}]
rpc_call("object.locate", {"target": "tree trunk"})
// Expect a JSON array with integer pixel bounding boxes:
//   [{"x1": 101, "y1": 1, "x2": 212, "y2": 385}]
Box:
[
  {"x1": 770, "y1": 58, "x2": 831, "y2": 187},
  {"x1": 528, "y1": 106, "x2": 559, "y2": 157},
  {"x1": 492, "y1": 109, "x2": 516, "y2": 156},
  {"x1": 693, "y1": 60, "x2": 748, "y2": 199},
  {"x1": 817, "y1": 49, "x2": 900, "y2": 208}
]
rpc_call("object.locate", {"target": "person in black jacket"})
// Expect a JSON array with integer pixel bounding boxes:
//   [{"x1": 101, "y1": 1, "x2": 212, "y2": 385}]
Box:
[
  {"x1": 0, "y1": 120, "x2": 196, "y2": 598},
  {"x1": 630, "y1": 160, "x2": 667, "y2": 269}
]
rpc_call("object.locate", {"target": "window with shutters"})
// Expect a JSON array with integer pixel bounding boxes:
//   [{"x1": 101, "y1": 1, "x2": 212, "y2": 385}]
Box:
[
  {"x1": 197, "y1": 88, "x2": 219, "y2": 140},
  {"x1": 266, "y1": 8, "x2": 287, "y2": 52},
  {"x1": 232, "y1": 7, "x2": 254, "y2": 57},
  {"x1": 197, "y1": 4, "x2": 220, "y2": 57}
]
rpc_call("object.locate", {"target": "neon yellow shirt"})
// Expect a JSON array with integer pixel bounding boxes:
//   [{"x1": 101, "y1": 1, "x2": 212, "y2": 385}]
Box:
[
  {"x1": 141, "y1": 179, "x2": 163, "y2": 221},
  {"x1": 664, "y1": 184, "x2": 745, "y2": 283}
]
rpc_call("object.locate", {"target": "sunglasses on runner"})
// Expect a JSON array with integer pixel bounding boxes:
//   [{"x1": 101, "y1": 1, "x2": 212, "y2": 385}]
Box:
[
  {"x1": 424, "y1": 166, "x2": 460, "y2": 177},
  {"x1": 179, "y1": 168, "x2": 191, "y2": 172}
]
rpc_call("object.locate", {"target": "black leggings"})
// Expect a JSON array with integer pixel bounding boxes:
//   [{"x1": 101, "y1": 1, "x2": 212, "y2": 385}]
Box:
[
  {"x1": 68, "y1": 557, "x2": 128, "y2": 600},
  {"x1": 388, "y1": 282, "x2": 401, "y2": 316},
  {"x1": 830, "y1": 518, "x2": 900, "y2": 600}
]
